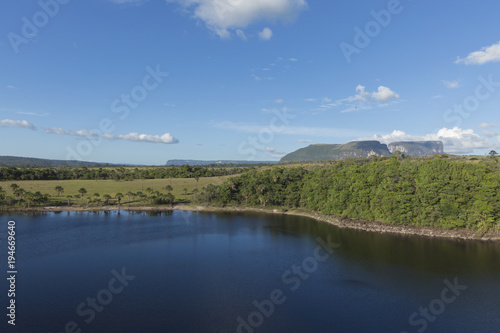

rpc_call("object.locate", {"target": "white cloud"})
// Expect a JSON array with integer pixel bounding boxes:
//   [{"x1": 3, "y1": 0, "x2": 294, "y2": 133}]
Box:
[
  {"x1": 0, "y1": 119, "x2": 35, "y2": 130},
  {"x1": 45, "y1": 128, "x2": 98, "y2": 137},
  {"x1": 456, "y1": 41, "x2": 500, "y2": 65},
  {"x1": 274, "y1": 99, "x2": 284, "y2": 104},
  {"x1": 168, "y1": 0, "x2": 307, "y2": 38},
  {"x1": 45, "y1": 127, "x2": 179, "y2": 144},
  {"x1": 442, "y1": 80, "x2": 460, "y2": 89},
  {"x1": 289, "y1": 58, "x2": 298, "y2": 62},
  {"x1": 103, "y1": 132, "x2": 179, "y2": 144},
  {"x1": 264, "y1": 146, "x2": 286, "y2": 158},
  {"x1": 431, "y1": 95, "x2": 443, "y2": 100},
  {"x1": 251, "y1": 74, "x2": 262, "y2": 81},
  {"x1": 6, "y1": 85, "x2": 18, "y2": 89},
  {"x1": 259, "y1": 27, "x2": 273, "y2": 40},
  {"x1": 370, "y1": 86, "x2": 400, "y2": 102},
  {"x1": 358, "y1": 127, "x2": 493, "y2": 154},
  {"x1": 343, "y1": 85, "x2": 399, "y2": 103},
  {"x1": 16, "y1": 111, "x2": 50, "y2": 117},
  {"x1": 235, "y1": 29, "x2": 247, "y2": 40},
  {"x1": 315, "y1": 85, "x2": 400, "y2": 113},
  {"x1": 297, "y1": 139, "x2": 313, "y2": 143},
  {"x1": 478, "y1": 122, "x2": 497, "y2": 129},
  {"x1": 482, "y1": 131, "x2": 500, "y2": 138}
]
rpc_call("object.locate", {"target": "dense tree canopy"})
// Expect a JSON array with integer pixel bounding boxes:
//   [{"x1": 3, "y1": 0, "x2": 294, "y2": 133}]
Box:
[
  {"x1": 0, "y1": 165, "x2": 252, "y2": 181},
  {"x1": 196, "y1": 158, "x2": 500, "y2": 232}
]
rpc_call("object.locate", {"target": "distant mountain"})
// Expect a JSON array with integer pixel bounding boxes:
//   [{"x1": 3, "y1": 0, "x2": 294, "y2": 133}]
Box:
[
  {"x1": 388, "y1": 141, "x2": 444, "y2": 155},
  {"x1": 166, "y1": 159, "x2": 277, "y2": 166},
  {"x1": 280, "y1": 140, "x2": 445, "y2": 163},
  {"x1": 0, "y1": 156, "x2": 105, "y2": 167},
  {"x1": 280, "y1": 141, "x2": 391, "y2": 163}
]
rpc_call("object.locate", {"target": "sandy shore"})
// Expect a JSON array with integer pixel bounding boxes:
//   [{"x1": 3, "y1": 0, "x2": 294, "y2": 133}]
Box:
[{"x1": 4, "y1": 204, "x2": 500, "y2": 242}]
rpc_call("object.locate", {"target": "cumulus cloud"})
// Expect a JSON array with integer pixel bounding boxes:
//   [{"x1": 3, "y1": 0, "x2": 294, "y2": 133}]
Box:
[
  {"x1": 442, "y1": 80, "x2": 460, "y2": 89},
  {"x1": 456, "y1": 41, "x2": 500, "y2": 65},
  {"x1": 0, "y1": 119, "x2": 35, "y2": 130},
  {"x1": 274, "y1": 99, "x2": 284, "y2": 104},
  {"x1": 371, "y1": 86, "x2": 400, "y2": 102},
  {"x1": 341, "y1": 85, "x2": 399, "y2": 103},
  {"x1": 259, "y1": 27, "x2": 273, "y2": 40},
  {"x1": 358, "y1": 127, "x2": 493, "y2": 154},
  {"x1": 168, "y1": 0, "x2": 307, "y2": 38},
  {"x1": 45, "y1": 127, "x2": 179, "y2": 144}
]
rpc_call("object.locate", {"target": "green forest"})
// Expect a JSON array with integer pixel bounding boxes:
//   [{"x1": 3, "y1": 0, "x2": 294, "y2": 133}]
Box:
[
  {"x1": 0, "y1": 165, "x2": 252, "y2": 181},
  {"x1": 196, "y1": 156, "x2": 500, "y2": 233}
]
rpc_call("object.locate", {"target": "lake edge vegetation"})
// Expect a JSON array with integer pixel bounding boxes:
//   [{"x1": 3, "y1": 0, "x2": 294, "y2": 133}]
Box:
[{"x1": 1, "y1": 155, "x2": 500, "y2": 234}]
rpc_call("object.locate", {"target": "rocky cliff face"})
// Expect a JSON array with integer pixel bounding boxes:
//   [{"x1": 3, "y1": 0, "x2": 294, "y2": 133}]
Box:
[
  {"x1": 280, "y1": 141, "x2": 391, "y2": 162},
  {"x1": 387, "y1": 141, "x2": 444, "y2": 156},
  {"x1": 280, "y1": 140, "x2": 445, "y2": 163}
]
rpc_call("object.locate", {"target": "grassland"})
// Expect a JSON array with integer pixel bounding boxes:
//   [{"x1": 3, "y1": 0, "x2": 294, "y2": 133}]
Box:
[{"x1": 0, "y1": 176, "x2": 230, "y2": 206}]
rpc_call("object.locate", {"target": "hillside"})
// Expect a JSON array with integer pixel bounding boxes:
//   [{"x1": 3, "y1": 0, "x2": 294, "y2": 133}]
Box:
[
  {"x1": 280, "y1": 140, "x2": 445, "y2": 163},
  {"x1": 280, "y1": 141, "x2": 391, "y2": 163},
  {"x1": 0, "y1": 156, "x2": 105, "y2": 167}
]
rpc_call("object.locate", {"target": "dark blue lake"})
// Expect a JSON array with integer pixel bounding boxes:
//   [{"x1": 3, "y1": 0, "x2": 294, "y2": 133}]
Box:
[{"x1": 1, "y1": 210, "x2": 500, "y2": 332}]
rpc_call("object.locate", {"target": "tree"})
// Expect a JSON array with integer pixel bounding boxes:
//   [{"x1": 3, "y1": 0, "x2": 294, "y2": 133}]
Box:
[
  {"x1": 67, "y1": 195, "x2": 73, "y2": 206},
  {"x1": 55, "y1": 186, "x2": 64, "y2": 196},
  {"x1": 78, "y1": 188, "x2": 87, "y2": 198},
  {"x1": 14, "y1": 188, "x2": 25, "y2": 198},
  {"x1": 115, "y1": 193, "x2": 124, "y2": 205},
  {"x1": 489, "y1": 150, "x2": 498, "y2": 157},
  {"x1": 10, "y1": 183, "x2": 19, "y2": 192},
  {"x1": 165, "y1": 185, "x2": 173, "y2": 193},
  {"x1": 165, "y1": 193, "x2": 175, "y2": 207},
  {"x1": 195, "y1": 176, "x2": 200, "y2": 189},
  {"x1": 183, "y1": 188, "x2": 188, "y2": 195},
  {"x1": 103, "y1": 194, "x2": 112, "y2": 205}
]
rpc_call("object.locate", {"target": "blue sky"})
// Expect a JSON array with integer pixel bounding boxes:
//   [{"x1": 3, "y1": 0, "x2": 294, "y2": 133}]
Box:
[{"x1": 1, "y1": 0, "x2": 500, "y2": 165}]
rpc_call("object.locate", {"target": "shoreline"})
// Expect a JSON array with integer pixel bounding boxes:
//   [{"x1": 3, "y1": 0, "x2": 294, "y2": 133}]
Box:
[{"x1": 3, "y1": 204, "x2": 500, "y2": 242}]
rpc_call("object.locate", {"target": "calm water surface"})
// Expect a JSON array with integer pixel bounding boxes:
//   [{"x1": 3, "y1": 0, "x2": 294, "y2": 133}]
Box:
[{"x1": 2, "y1": 211, "x2": 499, "y2": 332}]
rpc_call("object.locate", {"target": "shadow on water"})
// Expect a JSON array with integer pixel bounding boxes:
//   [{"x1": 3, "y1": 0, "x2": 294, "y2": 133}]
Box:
[{"x1": 207, "y1": 211, "x2": 500, "y2": 277}]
